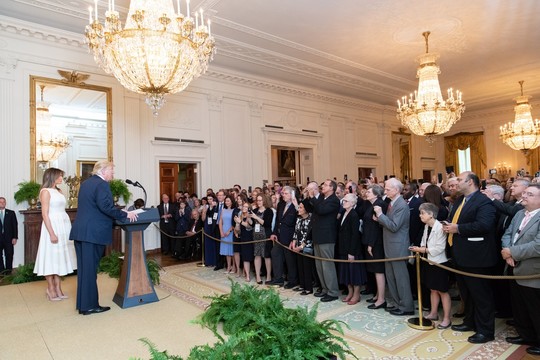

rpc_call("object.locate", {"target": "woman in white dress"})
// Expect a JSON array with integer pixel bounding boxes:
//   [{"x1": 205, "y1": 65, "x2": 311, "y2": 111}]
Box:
[{"x1": 34, "y1": 168, "x2": 77, "y2": 301}]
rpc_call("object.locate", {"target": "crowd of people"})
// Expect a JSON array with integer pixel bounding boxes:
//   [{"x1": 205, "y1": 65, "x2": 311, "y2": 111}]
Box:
[
  {"x1": 158, "y1": 173, "x2": 540, "y2": 354},
  {"x1": 1, "y1": 165, "x2": 539, "y2": 355}
]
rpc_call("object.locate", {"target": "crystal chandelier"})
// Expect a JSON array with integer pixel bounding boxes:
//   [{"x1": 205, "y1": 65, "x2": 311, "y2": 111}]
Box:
[
  {"x1": 36, "y1": 85, "x2": 70, "y2": 166},
  {"x1": 397, "y1": 31, "x2": 465, "y2": 143},
  {"x1": 85, "y1": 0, "x2": 215, "y2": 116},
  {"x1": 499, "y1": 81, "x2": 540, "y2": 155}
]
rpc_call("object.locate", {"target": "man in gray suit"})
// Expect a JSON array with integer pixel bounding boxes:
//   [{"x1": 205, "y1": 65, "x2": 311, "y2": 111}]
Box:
[
  {"x1": 501, "y1": 184, "x2": 540, "y2": 356},
  {"x1": 374, "y1": 178, "x2": 414, "y2": 315}
]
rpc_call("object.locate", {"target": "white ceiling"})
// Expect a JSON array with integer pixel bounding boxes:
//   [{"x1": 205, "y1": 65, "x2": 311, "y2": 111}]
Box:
[{"x1": 2, "y1": 0, "x2": 540, "y2": 113}]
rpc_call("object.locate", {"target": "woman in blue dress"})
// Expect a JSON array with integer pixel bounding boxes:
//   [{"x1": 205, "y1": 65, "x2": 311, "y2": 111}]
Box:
[{"x1": 219, "y1": 195, "x2": 236, "y2": 273}]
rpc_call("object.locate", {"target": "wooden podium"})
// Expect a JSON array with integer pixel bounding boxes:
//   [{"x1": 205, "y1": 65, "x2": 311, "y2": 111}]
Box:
[{"x1": 113, "y1": 208, "x2": 160, "y2": 309}]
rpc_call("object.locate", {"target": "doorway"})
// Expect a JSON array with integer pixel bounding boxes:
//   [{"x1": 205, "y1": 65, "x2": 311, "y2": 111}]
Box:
[{"x1": 159, "y1": 162, "x2": 199, "y2": 199}]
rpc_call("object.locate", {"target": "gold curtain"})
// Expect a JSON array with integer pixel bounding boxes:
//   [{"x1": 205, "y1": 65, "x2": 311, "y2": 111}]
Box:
[{"x1": 444, "y1": 132, "x2": 487, "y2": 176}]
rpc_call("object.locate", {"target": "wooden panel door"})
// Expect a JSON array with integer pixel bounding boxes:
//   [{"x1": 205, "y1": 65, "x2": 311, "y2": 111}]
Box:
[{"x1": 159, "y1": 163, "x2": 178, "y2": 199}]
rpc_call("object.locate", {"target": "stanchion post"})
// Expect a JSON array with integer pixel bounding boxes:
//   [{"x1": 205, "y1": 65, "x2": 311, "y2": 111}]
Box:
[
  {"x1": 197, "y1": 230, "x2": 206, "y2": 267},
  {"x1": 408, "y1": 252, "x2": 434, "y2": 330}
]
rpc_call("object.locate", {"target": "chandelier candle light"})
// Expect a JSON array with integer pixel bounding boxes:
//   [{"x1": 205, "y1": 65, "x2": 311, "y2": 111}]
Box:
[
  {"x1": 397, "y1": 31, "x2": 465, "y2": 143},
  {"x1": 36, "y1": 85, "x2": 70, "y2": 165},
  {"x1": 499, "y1": 81, "x2": 540, "y2": 155},
  {"x1": 85, "y1": 0, "x2": 216, "y2": 116}
]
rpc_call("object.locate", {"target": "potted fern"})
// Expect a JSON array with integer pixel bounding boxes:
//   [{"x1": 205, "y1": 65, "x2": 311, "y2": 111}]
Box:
[
  {"x1": 136, "y1": 281, "x2": 357, "y2": 359},
  {"x1": 14, "y1": 180, "x2": 41, "y2": 209},
  {"x1": 109, "y1": 179, "x2": 131, "y2": 205}
]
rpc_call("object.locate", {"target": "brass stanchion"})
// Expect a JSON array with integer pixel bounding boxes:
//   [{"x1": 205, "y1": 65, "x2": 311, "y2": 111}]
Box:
[
  {"x1": 408, "y1": 252, "x2": 434, "y2": 330},
  {"x1": 197, "y1": 231, "x2": 206, "y2": 267}
]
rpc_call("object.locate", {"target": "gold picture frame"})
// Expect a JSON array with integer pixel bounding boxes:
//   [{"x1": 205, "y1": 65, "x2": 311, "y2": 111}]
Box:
[{"x1": 77, "y1": 160, "x2": 97, "y2": 182}]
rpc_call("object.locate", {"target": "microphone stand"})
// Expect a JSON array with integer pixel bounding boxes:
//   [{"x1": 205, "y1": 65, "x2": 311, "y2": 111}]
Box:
[{"x1": 126, "y1": 179, "x2": 147, "y2": 209}]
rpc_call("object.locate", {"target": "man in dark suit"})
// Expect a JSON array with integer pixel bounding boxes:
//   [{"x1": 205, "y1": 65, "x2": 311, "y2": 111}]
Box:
[
  {"x1": 444, "y1": 171, "x2": 498, "y2": 343},
  {"x1": 374, "y1": 178, "x2": 414, "y2": 315},
  {"x1": 268, "y1": 186, "x2": 298, "y2": 288},
  {"x1": 308, "y1": 179, "x2": 340, "y2": 302},
  {"x1": 0, "y1": 197, "x2": 18, "y2": 274},
  {"x1": 501, "y1": 184, "x2": 540, "y2": 356},
  {"x1": 70, "y1": 161, "x2": 138, "y2": 315},
  {"x1": 484, "y1": 180, "x2": 527, "y2": 319},
  {"x1": 157, "y1": 193, "x2": 176, "y2": 255}
]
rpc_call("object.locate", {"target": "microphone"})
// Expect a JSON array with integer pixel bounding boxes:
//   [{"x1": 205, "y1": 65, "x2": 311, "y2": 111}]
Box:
[{"x1": 125, "y1": 179, "x2": 147, "y2": 208}]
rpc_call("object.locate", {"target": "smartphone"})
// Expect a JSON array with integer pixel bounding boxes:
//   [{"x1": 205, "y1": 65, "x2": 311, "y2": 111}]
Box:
[
  {"x1": 291, "y1": 190, "x2": 296, "y2": 199},
  {"x1": 481, "y1": 180, "x2": 487, "y2": 190},
  {"x1": 349, "y1": 186, "x2": 353, "y2": 193},
  {"x1": 510, "y1": 177, "x2": 514, "y2": 182},
  {"x1": 441, "y1": 221, "x2": 449, "y2": 226},
  {"x1": 248, "y1": 185, "x2": 252, "y2": 193},
  {"x1": 437, "y1": 173, "x2": 443, "y2": 183},
  {"x1": 384, "y1": 175, "x2": 388, "y2": 181}
]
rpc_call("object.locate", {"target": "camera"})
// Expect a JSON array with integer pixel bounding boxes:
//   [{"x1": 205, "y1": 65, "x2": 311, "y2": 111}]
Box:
[
  {"x1": 488, "y1": 169, "x2": 497, "y2": 175},
  {"x1": 248, "y1": 209, "x2": 253, "y2": 214},
  {"x1": 535, "y1": 171, "x2": 540, "y2": 178}
]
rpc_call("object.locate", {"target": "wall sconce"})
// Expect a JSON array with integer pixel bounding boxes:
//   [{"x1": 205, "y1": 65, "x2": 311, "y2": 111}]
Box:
[
  {"x1": 290, "y1": 169, "x2": 296, "y2": 178},
  {"x1": 495, "y1": 162, "x2": 512, "y2": 180}
]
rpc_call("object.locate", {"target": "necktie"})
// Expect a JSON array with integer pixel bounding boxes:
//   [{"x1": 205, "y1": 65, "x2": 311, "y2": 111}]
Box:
[
  {"x1": 1, "y1": 210, "x2": 4, "y2": 234},
  {"x1": 448, "y1": 197, "x2": 466, "y2": 246},
  {"x1": 164, "y1": 203, "x2": 168, "y2": 214}
]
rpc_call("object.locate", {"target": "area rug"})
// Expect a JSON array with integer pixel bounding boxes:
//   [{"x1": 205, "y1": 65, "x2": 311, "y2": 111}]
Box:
[{"x1": 157, "y1": 263, "x2": 524, "y2": 359}]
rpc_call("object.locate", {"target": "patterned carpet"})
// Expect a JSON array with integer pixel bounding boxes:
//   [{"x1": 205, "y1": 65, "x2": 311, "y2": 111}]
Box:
[{"x1": 157, "y1": 263, "x2": 526, "y2": 359}]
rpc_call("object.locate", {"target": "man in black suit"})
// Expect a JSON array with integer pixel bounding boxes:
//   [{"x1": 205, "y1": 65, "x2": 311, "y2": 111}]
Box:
[
  {"x1": 268, "y1": 186, "x2": 298, "y2": 287},
  {"x1": 0, "y1": 197, "x2": 18, "y2": 274},
  {"x1": 70, "y1": 161, "x2": 138, "y2": 315},
  {"x1": 308, "y1": 179, "x2": 341, "y2": 302},
  {"x1": 157, "y1": 194, "x2": 176, "y2": 255},
  {"x1": 444, "y1": 171, "x2": 498, "y2": 343}
]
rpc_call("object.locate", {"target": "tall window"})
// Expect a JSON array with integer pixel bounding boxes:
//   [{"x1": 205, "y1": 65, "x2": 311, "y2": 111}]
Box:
[{"x1": 458, "y1": 147, "x2": 472, "y2": 172}]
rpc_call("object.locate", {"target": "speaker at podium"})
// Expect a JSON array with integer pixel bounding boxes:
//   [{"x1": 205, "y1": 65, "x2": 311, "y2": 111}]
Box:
[{"x1": 113, "y1": 208, "x2": 160, "y2": 308}]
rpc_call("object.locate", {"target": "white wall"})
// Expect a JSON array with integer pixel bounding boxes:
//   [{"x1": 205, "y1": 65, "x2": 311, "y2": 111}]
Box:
[{"x1": 0, "y1": 15, "x2": 464, "y2": 266}]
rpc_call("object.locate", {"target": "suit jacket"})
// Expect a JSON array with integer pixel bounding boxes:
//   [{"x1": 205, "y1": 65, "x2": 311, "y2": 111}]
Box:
[
  {"x1": 408, "y1": 195, "x2": 424, "y2": 246},
  {"x1": 493, "y1": 199, "x2": 523, "y2": 239},
  {"x1": 447, "y1": 191, "x2": 498, "y2": 268},
  {"x1": 377, "y1": 195, "x2": 410, "y2": 258},
  {"x1": 157, "y1": 202, "x2": 177, "y2": 231},
  {"x1": 0, "y1": 208, "x2": 18, "y2": 240},
  {"x1": 70, "y1": 175, "x2": 127, "y2": 245},
  {"x1": 420, "y1": 220, "x2": 448, "y2": 264},
  {"x1": 310, "y1": 193, "x2": 340, "y2": 245},
  {"x1": 501, "y1": 209, "x2": 540, "y2": 288},
  {"x1": 338, "y1": 210, "x2": 362, "y2": 258},
  {"x1": 272, "y1": 201, "x2": 297, "y2": 245}
]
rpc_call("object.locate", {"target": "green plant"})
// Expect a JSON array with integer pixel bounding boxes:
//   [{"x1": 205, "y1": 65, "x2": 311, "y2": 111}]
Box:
[
  {"x1": 98, "y1": 251, "x2": 161, "y2": 285},
  {"x1": 3, "y1": 262, "x2": 44, "y2": 284},
  {"x1": 109, "y1": 179, "x2": 131, "y2": 203},
  {"x1": 135, "y1": 281, "x2": 356, "y2": 360},
  {"x1": 14, "y1": 181, "x2": 41, "y2": 204}
]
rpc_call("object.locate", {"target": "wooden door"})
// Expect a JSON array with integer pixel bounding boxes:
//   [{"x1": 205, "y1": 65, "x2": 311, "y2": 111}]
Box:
[{"x1": 159, "y1": 163, "x2": 178, "y2": 199}]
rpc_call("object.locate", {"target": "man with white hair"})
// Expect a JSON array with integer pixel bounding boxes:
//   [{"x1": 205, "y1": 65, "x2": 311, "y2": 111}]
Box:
[{"x1": 373, "y1": 178, "x2": 414, "y2": 315}]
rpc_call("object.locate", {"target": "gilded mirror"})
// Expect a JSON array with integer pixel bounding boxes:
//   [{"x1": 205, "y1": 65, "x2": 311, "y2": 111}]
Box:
[
  {"x1": 30, "y1": 74, "x2": 112, "y2": 182},
  {"x1": 392, "y1": 130, "x2": 412, "y2": 181}
]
